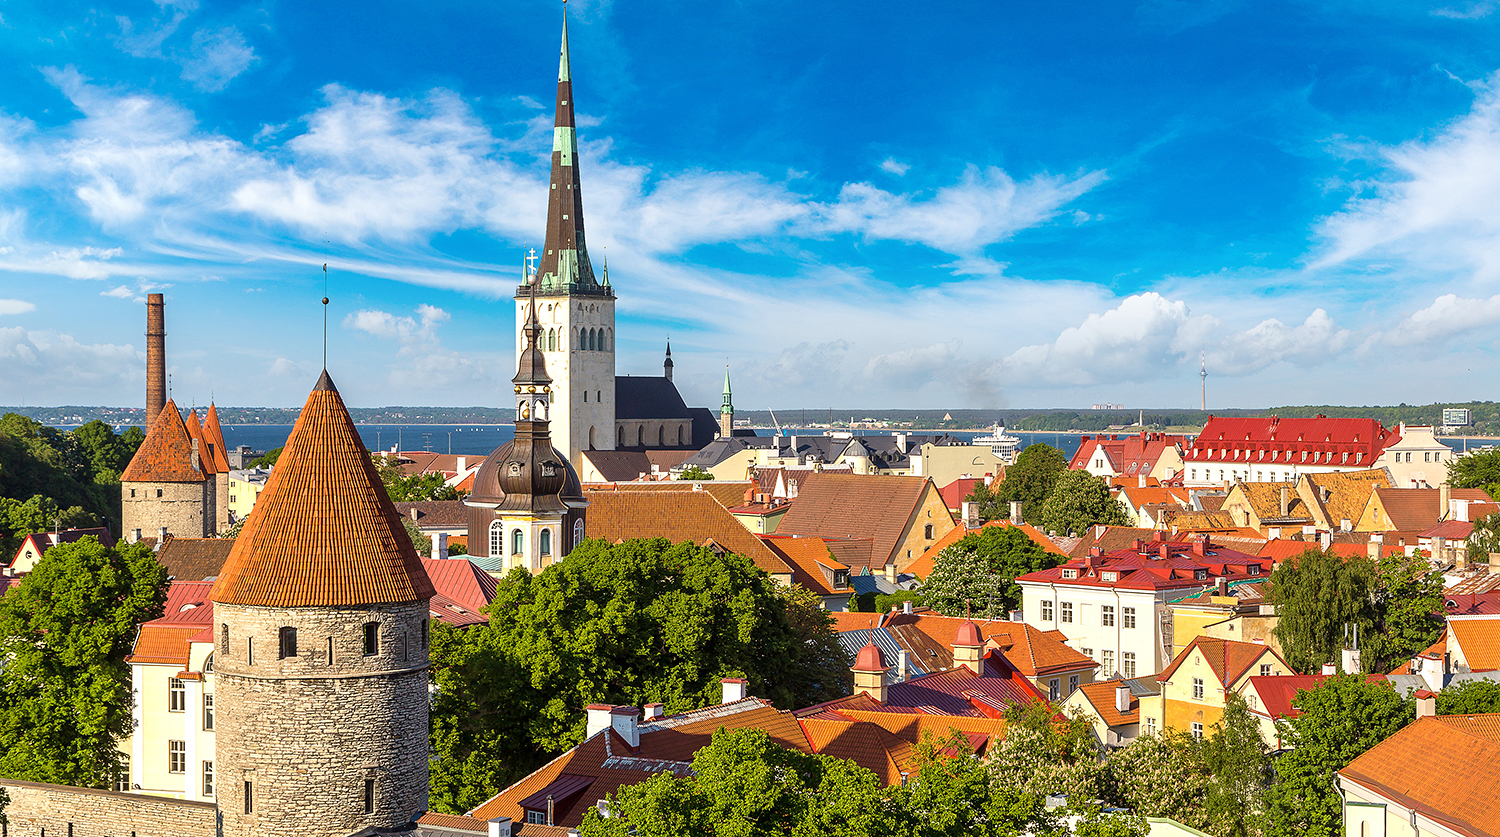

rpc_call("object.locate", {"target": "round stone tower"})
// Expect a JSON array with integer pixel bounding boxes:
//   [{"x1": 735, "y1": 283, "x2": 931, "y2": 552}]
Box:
[{"x1": 210, "y1": 370, "x2": 435, "y2": 837}]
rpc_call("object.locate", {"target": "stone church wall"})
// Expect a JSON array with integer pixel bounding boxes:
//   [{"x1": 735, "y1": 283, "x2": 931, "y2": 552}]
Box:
[{"x1": 0, "y1": 777, "x2": 217, "y2": 837}]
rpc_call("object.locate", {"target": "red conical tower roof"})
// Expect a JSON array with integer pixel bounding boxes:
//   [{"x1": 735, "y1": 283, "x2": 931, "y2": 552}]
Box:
[
  {"x1": 203, "y1": 404, "x2": 231, "y2": 473},
  {"x1": 954, "y1": 618, "x2": 983, "y2": 648},
  {"x1": 122, "y1": 399, "x2": 206, "y2": 483},
  {"x1": 210, "y1": 371, "x2": 435, "y2": 608},
  {"x1": 184, "y1": 409, "x2": 216, "y2": 475}
]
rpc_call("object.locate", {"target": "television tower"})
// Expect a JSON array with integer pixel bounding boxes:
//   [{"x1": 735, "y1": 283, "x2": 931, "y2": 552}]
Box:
[{"x1": 1200, "y1": 351, "x2": 1207, "y2": 411}]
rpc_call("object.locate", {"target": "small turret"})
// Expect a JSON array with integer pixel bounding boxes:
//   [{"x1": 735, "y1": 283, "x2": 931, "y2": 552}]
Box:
[{"x1": 664, "y1": 340, "x2": 674, "y2": 382}]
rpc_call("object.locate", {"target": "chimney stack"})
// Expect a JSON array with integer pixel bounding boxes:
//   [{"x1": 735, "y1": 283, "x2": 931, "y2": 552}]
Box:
[
  {"x1": 145, "y1": 293, "x2": 166, "y2": 427},
  {"x1": 902, "y1": 600, "x2": 914, "y2": 615},
  {"x1": 432, "y1": 532, "x2": 449, "y2": 561},
  {"x1": 884, "y1": 562, "x2": 897, "y2": 584},
  {"x1": 585, "y1": 705, "x2": 613, "y2": 739},
  {"x1": 1416, "y1": 689, "x2": 1436, "y2": 719},
  {"x1": 1441, "y1": 483, "x2": 1452, "y2": 518},
  {"x1": 158, "y1": 526, "x2": 168, "y2": 544},
  {"x1": 610, "y1": 706, "x2": 640, "y2": 748},
  {"x1": 1010, "y1": 501, "x2": 1023, "y2": 525},
  {"x1": 1116, "y1": 682, "x2": 1131, "y2": 713},
  {"x1": 1279, "y1": 486, "x2": 1289, "y2": 517},
  {"x1": 720, "y1": 678, "x2": 747, "y2": 704},
  {"x1": 487, "y1": 817, "x2": 512, "y2": 837},
  {"x1": 642, "y1": 703, "x2": 664, "y2": 722}
]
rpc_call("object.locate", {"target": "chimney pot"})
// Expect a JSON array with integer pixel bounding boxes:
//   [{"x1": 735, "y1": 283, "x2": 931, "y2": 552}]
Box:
[
  {"x1": 885, "y1": 562, "x2": 897, "y2": 584},
  {"x1": 902, "y1": 600, "x2": 914, "y2": 615},
  {"x1": 1321, "y1": 662, "x2": 1337, "y2": 675},
  {"x1": 720, "y1": 678, "x2": 748, "y2": 704}
]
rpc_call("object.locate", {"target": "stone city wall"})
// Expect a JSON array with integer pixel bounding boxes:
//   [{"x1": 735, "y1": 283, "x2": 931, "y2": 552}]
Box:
[{"x1": 0, "y1": 777, "x2": 216, "y2": 837}]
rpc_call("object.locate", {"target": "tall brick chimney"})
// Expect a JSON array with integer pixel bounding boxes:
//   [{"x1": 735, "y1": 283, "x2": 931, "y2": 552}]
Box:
[{"x1": 146, "y1": 293, "x2": 166, "y2": 427}]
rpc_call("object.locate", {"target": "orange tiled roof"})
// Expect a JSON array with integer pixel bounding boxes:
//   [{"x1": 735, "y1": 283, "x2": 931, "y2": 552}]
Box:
[
  {"x1": 598, "y1": 480, "x2": 755, "y2": 511},
  {"x1": 1372, "y1": 487, "x2": 1493, "y2": 533},
  {"x1": 582, "y1": 488, "x2": 793, "y2": 577},
  {"x1": 1074, "y1": 680, "x2": 1138, "y2": 727},
  {"x1": 760, "y1": 535, "x2": 848, "y2": 596},
  {"x1": 1450, "y1": 621, "x2": 1500, "y2": 671},
  {"x1": 776, "y1": 473, "x2": 944, "y2": 568},
  {"x1": 1340, "y1": 715, "x2": 1500, "y2": 837},
  {"x1": 210, "y1": 372, "x2": 435, "y2": 608},
  {"x1": 415, "y1": 812, "x2": 486, "y2": 832},
  {"x1": 121, "y1": 399, "x2": 207, "y2": 483},
  {"x1": 906, "y1": 520, "x2": 1065, "y2": 580},
  {"x1": 829, "y1": 612, "x2": 882, "y2": 632},
  {"x1": 127, "y1": 623, "x2": 210, "y2": 666},
  {"x1": 1158, "y1": 635, "x2": 1287, "y2": 686},
  {"x1": 202, "y1": 404, "x2": 231, "y2": 474},
  {"x1": 184, "y1": 410, "x2": 217, "y2": 476},
  {"x1": 987, "y1": 622, "x2": 1098, "y2": 677}
]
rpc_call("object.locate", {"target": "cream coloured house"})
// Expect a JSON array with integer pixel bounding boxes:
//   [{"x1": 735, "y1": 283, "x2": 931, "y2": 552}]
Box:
[
  {"x1": 1374, "y1": 424, "x2": 1456, "y2": 488},
  {"x1": 125, "y1": 581, "x2": 217, "y2": 801}
]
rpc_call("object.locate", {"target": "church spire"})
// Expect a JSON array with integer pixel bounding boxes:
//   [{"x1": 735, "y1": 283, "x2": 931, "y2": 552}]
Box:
[
  {"x1": 534, "y1": 3, "x2": 604, "y2": 295},
  {"x1": 719, "y1": 364, "x2": 734, "y2": 438},
  {"x1": 663, "y1": 339, "x2": 674, "y2": 382}
]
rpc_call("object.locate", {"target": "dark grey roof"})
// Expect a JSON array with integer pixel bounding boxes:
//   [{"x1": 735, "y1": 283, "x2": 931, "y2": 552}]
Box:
[
  {"x1": 615, "y1": 376, "x2": 691, "y2": 420},
  {"x1": 689, "y1": 407, "x2": 721, "y2": 448}
]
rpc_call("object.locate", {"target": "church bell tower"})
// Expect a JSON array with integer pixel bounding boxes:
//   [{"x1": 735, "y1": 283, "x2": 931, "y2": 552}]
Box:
[{"x1": 518, "y1": 7, "x2": 615, "y2": 468}]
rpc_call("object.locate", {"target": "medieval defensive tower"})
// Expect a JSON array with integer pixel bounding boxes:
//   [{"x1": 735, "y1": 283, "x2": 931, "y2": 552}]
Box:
[
  {"x1": 209, "y1": 370, "x2": 435, "y2": 837},
  {"x1": 146, "y1": 292, "x2": 166, "y2": 427}
]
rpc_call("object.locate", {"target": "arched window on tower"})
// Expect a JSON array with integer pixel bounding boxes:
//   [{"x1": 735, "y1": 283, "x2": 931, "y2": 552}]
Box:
[
  {"x1": 511, "y1": 528, "x2": 524, "y2": 556},
  {"x1": 574, "y1": 518, "x2": 585, "y2": 548},
  {"x1": 601, "y1": 329, "x2": 610, "y2": 351},
  {"x1": 658, "y1": 426, "x2": 665, "y2": 446},
  {"x1": 637, "y1": 427, "x2": 644, "y2": 446},
  {"x1": 547, "y1": 329, "x2": 556, "y2": 351},
  {"x1": 539, "y1": 528, "x2": 552, "y2": 556},
  {"x1": 489, "y1": 520, "x2": 503, "y2": 557},
  {"x1": 589, "y1": 328, "x2": 597, "y2": 351},
  {"x1": 679, "y1": 424, "x2": 687, "y2": 445},
  {"x1": 618, "y1": 426, "x2": 625, "y2": 447},
  {"x1": 589, "y1": 426, "x2": 597, "y2": 449},
  {"x1": 573, "y1": 328, "x2": 579, "y2": 350}
]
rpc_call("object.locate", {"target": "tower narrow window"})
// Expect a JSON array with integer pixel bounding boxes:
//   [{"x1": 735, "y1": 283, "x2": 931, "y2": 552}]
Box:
[
  {"x1": 574, "y1": 519, "x2": 585, "y2": 548},
  {"x1": 421, "y1": 618, "x2": 429, "y2": 649},
  {"x1": 279, "y1": 626, "x2": 297, "y2": 659},
  {"x1": 511, "y1": 528, "x2": 524, "y2": 555},
  {"x1": 547, "y1": 328, "x2": 556, "y2": 351},
  {"x1": 658, "y1": 426, "x2": 665, "y2": 446},
  {"x1": 489, "y1": 520, "x2": 503, "y2": 557},
  {"x1": 244, "y1": 780, "x2": 254, "y2": 814},
  {"x1": 924, "y1": 524, "x2": 933, "y2": 539},
  {"x1": 364, "y1": 778, "x2": 375, "y2": 814},
  {"x1": 363, "y1": 623, "x2": 379, "y2": 656},
  {"x1": 539, "y1": 528, "x2": 552, "y2": 556},
  {"x1": 327, "y1": 636, "x2": 334, "y2": 665},
  {"x1": 246, "y1": 637, "x2": 254, "y2": 666}
]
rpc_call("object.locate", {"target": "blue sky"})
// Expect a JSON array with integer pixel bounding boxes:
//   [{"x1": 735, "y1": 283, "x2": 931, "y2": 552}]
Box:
[{"x1": 4, "y1": 0, "x2": 1500, "y2": 411}]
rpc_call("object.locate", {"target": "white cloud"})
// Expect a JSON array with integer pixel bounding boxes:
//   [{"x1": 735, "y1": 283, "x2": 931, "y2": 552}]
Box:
[
  {"x1": 1433, "y1": 0, "x2": 1497, "y2": 18},
  {"x1": 1385, "y1": 292, "x2": 1500, "y2": 346},
  {"x1": 267, "y1": 357, "x2": 301, "y2": 377},
  {"x1": 0, "y1": 299, "x2": 36, "y2": 315},
  {"x1": 0, "y1": 327, "x2": 141, "y2": 401},
  {"x1": 180, "y1": 27, "x2": 258, "y2": 92},
  {"x1": 1315, "y1": 71, "x2": 1500, "y2": 283},
  {"x1": 879, "y1": 157, "x2": 910, "y2": 176},
  {"x1": 343, "y1": 304, "x2": 502, "y2": 393}
]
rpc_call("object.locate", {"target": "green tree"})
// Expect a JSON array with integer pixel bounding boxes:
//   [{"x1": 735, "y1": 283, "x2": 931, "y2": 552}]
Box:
[
  {"x1": 0, "y1": 537, "x2": 170, "y2": 787},
  {"x1": 402, "y1": 517, "x2": 432, "y2": 556},
  {"x1": 0, "y1": 495, "x2": 97, "y2": 558},
  {"x1": 68, "y1": 420, "x2": 143, "y2": 484},
  {"x1": 581, "y1": 728, "x2": 897, "y2": 837},
  {"x1": 1263, "y1": 674, "x2": 1411, "y2": 837},
  {"x1": 1037, "y1": 470, "x2": 1128, "y2": 537},
  {"x1": 1437, "y1": 679, "x2": 1500, "y2": 715},
  {"x1": 1268, "y1": 548, "x2": 1377, "y2": 673},
  {"x1": 1201, "y1": 694, "x2": 1272, "y2": 837},
  {"x1": 1101, "y1": 730, "x2": 1211, "y2": 830},
  {"x1": 919, "y1": 526, "x2": 1063, "y2": 618},
  {"x1": 248, "y1": 446, "x2": 283, "y2": 469},
  {"x1": 988, "y1": 444, "x2": 1068, "y2": 525},
  {"x1": 1467, "y1": 512, "x2": 1500, "y2": 564},
  {"x1": 896, "y1": 730, "x2": 1070, "y2": 837},
  {"x1": 678, "y1": 465, "x2": 716, "y2": 481},
  {"x1": 1366, "y1": 549, "x2": 1444, "y2": 673},
  {"x1": 1448, "y1": 449, "x2": 1500, "y2": 499},
  {"x1": 963, "y1": 480, "x2": 1005, "y2": 523},
  {"x1": 428, "y1": 537, "x2": 852, "y2": 813},
  {"x1": 990, "y1": 701, "x2": 1105, "y2": 803},
  {"x1": 0, "y1": 414, "x2": 124, "y2": 540}
]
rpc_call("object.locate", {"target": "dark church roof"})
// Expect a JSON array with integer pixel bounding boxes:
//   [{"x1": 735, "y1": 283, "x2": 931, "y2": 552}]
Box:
[{"x1": 615, "y1": 377, "x2": 692, "y2": 420}]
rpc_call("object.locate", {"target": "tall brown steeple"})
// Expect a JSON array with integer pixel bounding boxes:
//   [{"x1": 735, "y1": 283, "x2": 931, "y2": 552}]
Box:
[{"x1": 534, "y1": 7, "x2": 607, "y2": 295}]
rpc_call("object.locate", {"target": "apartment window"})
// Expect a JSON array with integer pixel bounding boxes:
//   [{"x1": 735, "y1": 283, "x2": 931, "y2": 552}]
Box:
[
  {"x1": 1123, "y1": 607, "x2": 1136, "y2": 629},
  {"x1": 229, "y1": 494, "x2": 236, "y2": 503},
  {"x1": 202, "y1": 760, "x2": 214, "y2": 797},
  {"x1": 1060, "y1": 602, "x2": 1073, "y2": 623},
  {"x1": 1145, "y1": 717, "x2": 1157, "y2": 736},
  {"x1": 1102, "y1": 571, "x2": 1118, "y2": 582},
  {"x1": 203, "y1": 693, "x2": 214, "y2": 730},
  {"x1": 1082, "y1": 648, "x2": 1093, "y2": 659},
  {"x1": 244, "y1": 780, "x2": 254, "y2": 814},
  {"x1": 363, "y1": 778, "x2": 375, "y2": 814},
  {"x1": 539, "y1": 528, "x2": 552, "y2": 556},
  {"x1": 1102, "y1": 606, "x2": 1115, "y2": 627},
  {"x1": 1194, "y1": 570, "x2": 1208, "y2": 581},
  {"x1": 489, "y1": 521, "x2": 503, "y2": 557},
  {"x1": 168, "y1": 740, "x2": 186, "y2": 773},
  {"x1": 1123, "y1": 652, "x2": 1136, "y2": 679},
  {"x1": 1259, "y1": 663, "x2": 1273, "y2": 677},
  {"x1": 1041, "y1": 601, "x2": 1053, "y2": 621},
  {"x1": 924, "y1": 523, "x2": 933, "y2": 539},
  {"x1": 1061, "y1": 568, "x2": 1077, "y2": 579},
  {"x1": 1192, "y1": 677, "x2": 1205, "y2": 700},
  {"x1": 204, "y1": 653, "x2": 213, "y2": 673},
  {"x1": 1191, "y1": 722, "x2": 1204, "y2": 740},
  {"x1": 1048, "y1": 679, "x2": 1060, "y2": 701},
  {"x1": 1068, "y1": 674, "x2": 1080, "y2": 694},
  {"x1": 279, "y1": 626, "x2": 297, "y2": 659},
  {"x1": 168, "y1": 677, "x2": 186, "y2": 712},
  {"x1": 115, "y1": 753, "x2": 131, "y2": 792},
  {"x1": 363, "y1": 623, "x2": 379, "y2": 656},
  {"x1": 526, "y1": 811, "x2": 547, "y2": 825},
  {"x1": 1102, "y1": 650, "x2": 1114, "y2": 675}
]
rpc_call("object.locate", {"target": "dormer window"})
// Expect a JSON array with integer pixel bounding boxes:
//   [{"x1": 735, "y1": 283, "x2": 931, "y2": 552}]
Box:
[
  {"x1": 1102, "y1": 571, "x2": 1118, "y2": 582},
  {"x1": 1195, "y1": 570, "x2": 1208, "y2": 581},
  {"x1": 1061, "y1": 568, "x2": 1078, "y2": 579},
  {"x1": 1248, "y1": 565, "x2": 1260, "y2": 576}
]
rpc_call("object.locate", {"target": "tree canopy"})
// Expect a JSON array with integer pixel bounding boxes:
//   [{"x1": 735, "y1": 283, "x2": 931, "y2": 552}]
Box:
[
  {"x1": 0, "y1": 415, "x2": 143, "y2": 553},
  {"x1": 921, "y1": 525, "x2": 1062, "y2": 618},
  {"x1": 1365, "y1": 548, "x2": 1444, "y2": 673},
  {"x1": 973, "y1": 444, "x2": 1068, "y2": 526},
  {"x1": 1037, "y1": 470, "x2": 1127, "y2": 537},
  {"x1": 1263, "y1": 674, "x2": 1411, "y2": 837},
  {"x1": 1448, "y1": 449, "x2": 1500, "y2": 500},
  {"x1": 1268, "y1": 548, "x2": 1377, "y2": 673},
  {"x1": 428, "y1": 537, "x2": 851, "y2": 814},
  {"x1": 0, "y1": 537, "x2": 169, "y2": 787},
  {"x1": 1437, "y1": 679, "x2": 1500, "y2": 715},
  {"x1": 678, "y1": 465, "x2": 715, "y2": 481},
  {"x1": 248, "y1": 445, "x2": 282, "y2": 469}
]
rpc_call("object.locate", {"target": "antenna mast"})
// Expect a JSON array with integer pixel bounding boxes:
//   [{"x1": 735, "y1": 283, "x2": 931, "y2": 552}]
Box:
[
  {"x1": 1200, "y1": 351, "x2": 1207, "y2": 411},
  {"x1": 322, "y1": 264, "x2": 330, "y2": 370}
]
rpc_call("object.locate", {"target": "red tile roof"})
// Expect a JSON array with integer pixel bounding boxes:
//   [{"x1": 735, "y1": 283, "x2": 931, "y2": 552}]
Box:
[
  {"x1": 1069, "y1": 432, "x2": 1187, "y2": 476},
  {"x1": 127, "y1": 581, "x2": 216, "y2": 665},
  {"x1": 422, "y1": 558, "x2": 498, "y2": 614},
  {"x1": 1340, "y1": 715, "x2": 1500, "y2": 837},
  {"x1": 1184, "y1": 416, "x2": 1395, "y2": 467},
  {"x1": 1373, "y1": 487, "x2": 1493, "y2": 532},
  {"x1": 1021, "y1": 535, "x2": 1270, "y2": 592},
  {"x1": 1158, "y1": 635, "x2": 1288, "y2": 687},
  {"x1": 210, "y1": 372, "x2": 435, "y2": 608},
  {"x1": 938, "y1": 478, "x2": 981, "y2": 511},
  {"x1": 122, "y1": 399, "x2": 208, "y2": 483},
  {"x1": 1244, "y1": 674, "x2": 1387, "y2": 720},
  {"x1": 582, "y1": 488, "x2": 793, "y2": 577},
  {"x1": 1445, "y1": 593, "x2": 1500, "y2": 617},
  {"x1": 1074, "y1": 680, "x2": 1138, "y2": 727},
  {"x1": 1450, "y1": 621, "x2": 1500, "y2": 671},
  {"x1": 776, "y1": 473, "x2": 946, "y2": 568},
  {"x1": 202, "y1": 404, "x2": 231, "y2": 474},
  {"x1": 759, "y1": 535, "x2": 848, "y2": 596}
]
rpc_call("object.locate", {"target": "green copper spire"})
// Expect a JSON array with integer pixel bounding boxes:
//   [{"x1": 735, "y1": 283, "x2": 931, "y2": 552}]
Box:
[{"x1": 721, "y1": 365, "x2": 732, "y2": 411}]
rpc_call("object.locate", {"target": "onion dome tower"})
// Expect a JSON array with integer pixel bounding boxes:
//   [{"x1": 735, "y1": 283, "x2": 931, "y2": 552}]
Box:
[
  {"x1": 210, "y1": 370, "x2": 435, "y2": 837},
  {"x1": 122, "y1": 397, "x2": 212, "y2": 539},
  {"x1": 467, "y1": 280, "x2": 587, "y2": 576}
]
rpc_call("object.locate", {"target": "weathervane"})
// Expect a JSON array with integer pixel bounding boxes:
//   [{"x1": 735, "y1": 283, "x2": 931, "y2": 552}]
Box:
[{"x1": 322, "y1": 263, "x2": 330, "y2": 370}]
